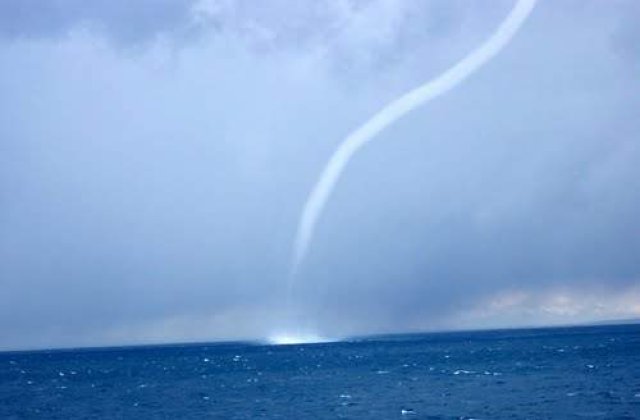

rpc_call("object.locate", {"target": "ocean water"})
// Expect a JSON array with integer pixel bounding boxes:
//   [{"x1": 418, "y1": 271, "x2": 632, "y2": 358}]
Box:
[{"x1": 1, "y1": 324, "x2": 639, "y2": 419}]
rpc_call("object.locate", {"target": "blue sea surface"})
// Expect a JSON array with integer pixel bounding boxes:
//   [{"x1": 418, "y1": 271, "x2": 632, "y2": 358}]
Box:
[{"x1": 1, "y1": 324, "x2": 639, "y2": 419}]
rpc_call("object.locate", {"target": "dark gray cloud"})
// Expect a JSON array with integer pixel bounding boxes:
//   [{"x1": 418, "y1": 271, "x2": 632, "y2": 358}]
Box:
[
  {"x1": 0, "y1": 0, "x2": 639, "y2": 350},
  {"x1": 0, "y1": 0, "x2": 199, "y2": 45}
]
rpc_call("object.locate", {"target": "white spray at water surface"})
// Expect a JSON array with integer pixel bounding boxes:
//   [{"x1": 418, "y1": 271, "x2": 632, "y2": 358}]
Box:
[{"x1": 289, "y1": 0, "x2": 537, "y2": 292}]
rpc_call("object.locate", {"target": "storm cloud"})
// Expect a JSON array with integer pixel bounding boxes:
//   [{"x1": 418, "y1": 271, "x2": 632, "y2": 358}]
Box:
[{"x1": 0, "y1": 0, "x2": 639, "y2": 350}]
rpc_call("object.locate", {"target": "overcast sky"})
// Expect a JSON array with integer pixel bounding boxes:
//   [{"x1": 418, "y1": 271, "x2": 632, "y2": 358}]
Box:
[{"x1": 1, "y1": 0, "x2": 639, "y2": 350}]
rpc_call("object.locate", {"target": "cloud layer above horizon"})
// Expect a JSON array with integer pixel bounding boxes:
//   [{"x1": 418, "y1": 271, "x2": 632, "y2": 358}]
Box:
[{"x1": 1, "y1": 0, "x2": 639, "y2": 350}]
